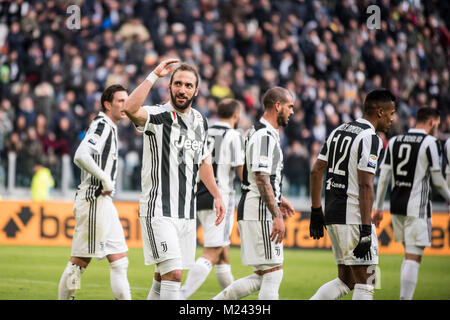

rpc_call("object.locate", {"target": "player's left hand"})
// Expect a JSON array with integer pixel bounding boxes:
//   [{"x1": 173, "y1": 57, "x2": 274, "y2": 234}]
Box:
[
  {"x1": 353, "y1": 224, "x2": 372, "y2": 259},
  {"x1": 309, "y1": 206, "x2": 325, "y2": 239},
  {"x1": 214, "y1": 197, "x2": 225, "y2": 226},
  {"x1": 280, "y1": 196, "x2": 295, "y2": 217}
]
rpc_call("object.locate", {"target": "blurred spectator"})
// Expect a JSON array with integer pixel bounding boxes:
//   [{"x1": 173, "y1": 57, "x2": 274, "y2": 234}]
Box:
[
  {"x1": 0, "y1": 0, "x2": 448, "y2": 194},
  {"x1": 31, "y1": 157, "x2": 54, "y2": 201},
  {"x1": 285, "y1": 140, "x2": 310, "y2": 197}
]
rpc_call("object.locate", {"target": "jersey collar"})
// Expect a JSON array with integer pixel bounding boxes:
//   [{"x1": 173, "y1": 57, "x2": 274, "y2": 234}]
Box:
[
  {"x1": 356, "y1": 118, "x2": 375, "y2": 131},
  {"x1": 260, "y1": 116, "x2": 279, "y2": 138},
  {"x1": 99, "y1": 111, "x2": 117, "y2": 130},
  {"x1": 213, "y1": 121, "x2": 231, "y2": 129},
  {"x1": 408, "y1": 128, "x2": 427, "y2": 134}
]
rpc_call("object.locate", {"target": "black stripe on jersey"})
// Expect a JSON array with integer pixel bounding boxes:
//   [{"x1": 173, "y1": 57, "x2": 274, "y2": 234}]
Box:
[
  {"x1": 237, "y1": 190, "x2": 248, "y2": 220},
  {"x1": 94, "y1": 121, "x2": 106, "y2": 136},
  {"x1": 161, "y1": 122, "x2": 172, "y2": 217},
  {"x1": 149, "y1": 111, "x2": 173, "y2": 125},
  {"x1": 88, "y1": 198, "x2": 97, "y2": 254},
  {"x1": 383, "y1": 144, "x2": 391, "y2": 166},
  {"x1": 369, "y1": 134, "x2": 379, "y2": 157},
  {"x1": 101, "y1": 131, "x2": 112, "y2": 170},
  {"x1": 110, "y1": 129, "x2": 117, "y2": 180},
  {"x1": 146, "y1": 133, "x2": 159, "y2": 218},
  {"x1": 190, "y1": 164, "x2": 199, "y2": 219},
  {"x1": 241, "y1": 140, "x2": 250, "y2": 189},
  {"x1": 178, "y1": 117, "x2": 188, "y2": 219},
  {"x1": 319, "y1": 140, "x2": 328, "y2": 157},
  {"x1": 425, "y1": 145, "x2": 433, "y2": 166}
]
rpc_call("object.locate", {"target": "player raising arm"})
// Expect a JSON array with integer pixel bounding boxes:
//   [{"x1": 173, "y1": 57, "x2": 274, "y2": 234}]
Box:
[{"x1": 124, "y1": 59, "x2": 224, "y2": 300}]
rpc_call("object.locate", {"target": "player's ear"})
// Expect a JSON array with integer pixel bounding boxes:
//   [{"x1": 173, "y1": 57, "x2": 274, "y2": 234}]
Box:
[
  {"x1": 194, "y1": 87, "x2": 199, "y2": 97},
  {"x1": 377, "y1": 106, "x2": 383, "y2": 118},
  {"x1": 104, "y1": 101, "x2": 111, "y2": 112}
]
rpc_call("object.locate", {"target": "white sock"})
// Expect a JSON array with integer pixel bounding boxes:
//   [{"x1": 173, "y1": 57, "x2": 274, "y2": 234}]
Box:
[
  {"x1": 147, "y1": 279, "x2": 161, "y2": 300},
  {"x1": 215, "y1": 264, "x2": 234, "y2": 289},
  {"x1": 110, "y1": 257, "x2": 132, "y2": 300},
  {"x1": 181, "y1": 257, "x2": 213, "y2": 299},
  {"x1": 258, "y1": 269, "x2": 283, "y2": 300},
  {"x1": 310, "y1": 277, "x2": 350, "y2": 300},
  {"x1": 58, "y1": 262, "x2": 85, "y2": 300},
  {"x1": 352, "y1": 283, "x2": 374, "y2": 300},
  {"x1": 400, "y1": 259, "x2": 420, "y2": 300},
  {"x1": 212, "y1": 273, "x2": 262, "y2": 300},
  {"x1": 160, "y1": 280, "x2": 181, "y2": 300}
]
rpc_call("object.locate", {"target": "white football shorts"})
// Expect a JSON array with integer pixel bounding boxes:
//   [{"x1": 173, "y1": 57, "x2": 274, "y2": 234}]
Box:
[
  {"x1": 71, "y1": 195, "x2": 128, "y2": 259},
  {"x1": 238, "y1": 220, "x2": 283, "y2": 270},
  {"x1": 327, "y1": 223, "x2": 378, "y2": 266},
  {"x1": 198, "y1": 205, "x2": 234, "y2": 248},
  {"x1": 140, "y1": 216, "x2": 196, "y2": 270},
  {"x1": 391, "y1": 214, "x2": 431, "y2": 250}
]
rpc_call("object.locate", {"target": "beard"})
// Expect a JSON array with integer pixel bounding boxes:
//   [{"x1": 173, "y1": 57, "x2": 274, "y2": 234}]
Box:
[
  {"x1": 170, "y1": 90, "x2": 194, "y2": 110},
  {"x1": 277, "y1": 112, "x2": 289, "y2": 127}
]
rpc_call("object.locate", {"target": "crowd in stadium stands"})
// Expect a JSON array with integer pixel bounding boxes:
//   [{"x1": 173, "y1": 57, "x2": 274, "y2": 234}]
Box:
[{"x1": 0, "y1": 0, "x2": 449, "y2": 196}]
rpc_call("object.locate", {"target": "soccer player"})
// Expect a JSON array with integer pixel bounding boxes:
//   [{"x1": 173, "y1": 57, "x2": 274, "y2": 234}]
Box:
[
  {"x1": 124, "y1": 59, "x2": 225, "y2": 300},
  {"x1": 58, "y1": 84, "x2": 131, "y2": 300},
  {"x1": 212, "y1": 86, "x2": 295, "y2": 300},
  {"x1": 309, "y1": 88, "x2": 396, "y2": 300},
  {"x1": 373, "y1": 107, "x2": 450, "y2": 300},
  {"x1": 445, "y1": 138, "x2": 450, "y2": 188},
  {"x1": 181, "y1": 98, "x2": 245, "y2": 299}
]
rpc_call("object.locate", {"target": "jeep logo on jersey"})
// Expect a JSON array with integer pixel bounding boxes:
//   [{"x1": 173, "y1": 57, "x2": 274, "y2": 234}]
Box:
[{"x1": 174, "y1": 135, "x2": 203, "y2": 152}]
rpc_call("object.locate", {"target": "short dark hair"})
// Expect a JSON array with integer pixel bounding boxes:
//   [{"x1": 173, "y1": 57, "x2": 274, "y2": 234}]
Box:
[
  {"x1": 217, "y1": 98, "x2": 241, "y2": 119},
  {"x1": 417, "y1": 107, "x2": 440, "y2": 123},
  {"x1": 101, "y1": 84, "x2": 127, "y2": 111},
  {"x1": 363, "y1": 88, "x2": 396, "y2": 116},
  {"x1": 261, "y1": 86, "x2": 291, "y2": 110},
  {"x1": 169, "y1": 63, "x2": 200, "y2": 88}
]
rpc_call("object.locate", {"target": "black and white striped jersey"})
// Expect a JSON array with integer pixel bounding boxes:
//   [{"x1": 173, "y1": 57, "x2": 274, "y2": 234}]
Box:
[
  {"x1": 136, "y1": 102, "x2": 209, "y2": 220},
  {"x1": 196, "y1": 121, "x2": 244, "y2": 211},
  {"x1": 379, "y1": 129, "x2": 443, "y2": 218},
  {"x1": 318, "y1": 118, "x2": 383, "y2": 225},
  {"x1": 445, "y1": 138, "x2": 450, "y2": 187},
  {"x1": 237, "y1": 117, "x2": 283, "y2": 221},
  {"x1": 76, "y1": 111, "x2": 119, "y2": 201}
]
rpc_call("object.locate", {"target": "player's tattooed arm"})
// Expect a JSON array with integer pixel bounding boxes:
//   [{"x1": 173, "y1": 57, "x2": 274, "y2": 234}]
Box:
[{"x1": 255, "y1": 172, "x2": 282, "y2": 219}]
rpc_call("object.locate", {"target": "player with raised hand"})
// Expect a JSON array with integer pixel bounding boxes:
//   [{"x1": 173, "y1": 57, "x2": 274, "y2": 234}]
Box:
[{"x1": 124, "y1": 58, "x2": 225, "y2": 300}]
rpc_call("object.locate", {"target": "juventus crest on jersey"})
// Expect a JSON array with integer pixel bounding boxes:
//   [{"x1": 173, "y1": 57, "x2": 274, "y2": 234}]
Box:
[
  {"x1": 135, "y1": 102, "x2": 209, "y2": 220},
  {"x1": 381, "y1": 129, "x2": 443, "y2": 218},
  {"x1": 318, "y1": 118, "x2": 383, "y2": 225}
]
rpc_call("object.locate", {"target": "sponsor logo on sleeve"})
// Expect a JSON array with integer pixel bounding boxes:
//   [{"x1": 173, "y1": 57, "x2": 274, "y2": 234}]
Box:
[
  {"x1": 258, "y1": 156, "x2": 269, "y2": 168},
  {"x1": 368, "y1": 154, "x2": 378, "y2": 168},
  {"x1": 88, "y1": 134, "x2": 100, "y2": 146}
]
